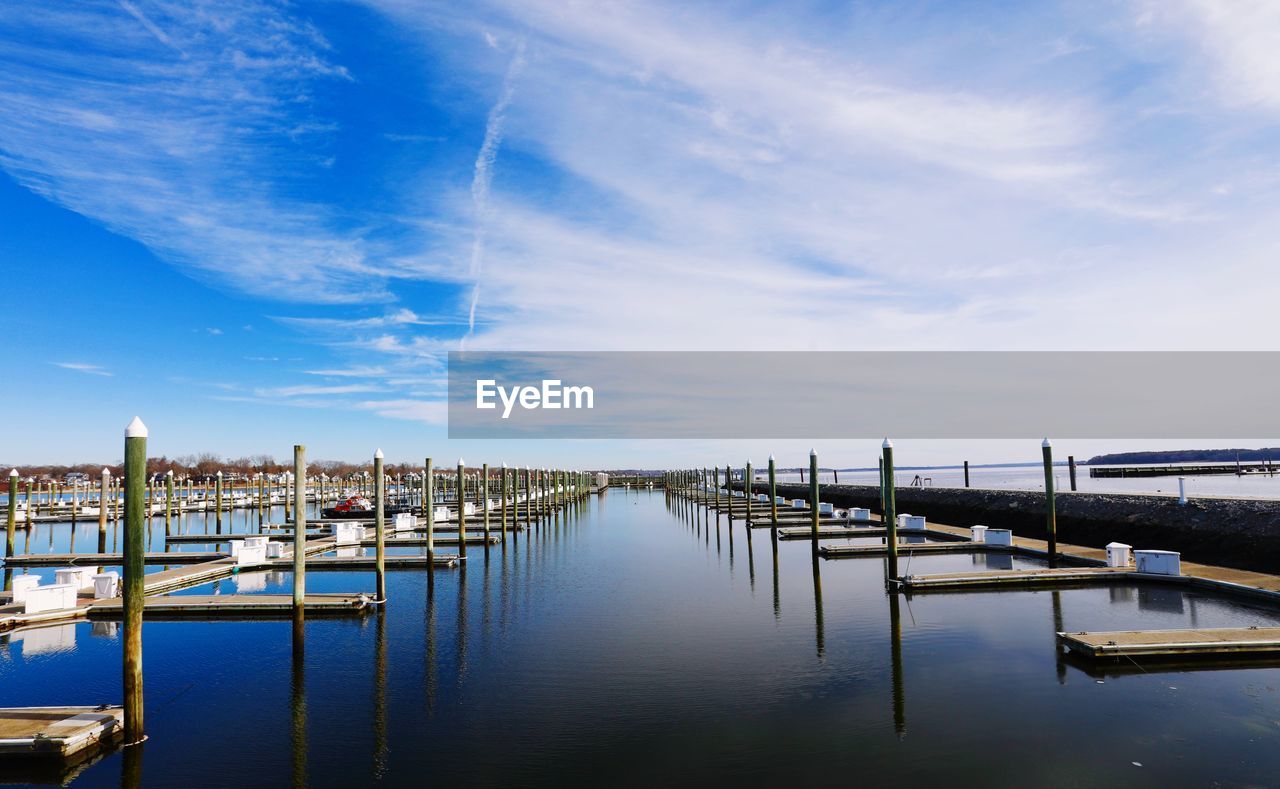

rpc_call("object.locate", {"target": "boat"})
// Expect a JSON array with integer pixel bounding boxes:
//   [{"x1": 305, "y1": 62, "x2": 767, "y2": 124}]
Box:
[{"x1": 321, "y1": 495, "x2": 414, "y2": 520}]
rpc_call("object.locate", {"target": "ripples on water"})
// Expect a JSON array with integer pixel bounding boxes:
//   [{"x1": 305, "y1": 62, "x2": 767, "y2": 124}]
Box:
[{"x1": 2, "y1": 489, "x2": 1279, "y2": 786}]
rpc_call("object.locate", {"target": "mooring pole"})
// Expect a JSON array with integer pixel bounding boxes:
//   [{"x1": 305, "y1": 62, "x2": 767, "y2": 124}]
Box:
[
  {"x1": 1068, "y1": 455, "x2": 1077, "y2": 492},
  {"x1": 1042, "y1": 438, "x2": 1057, "y2": 559},
  {"x1": 879, "y1": 456, "x2": 886, "y2": 522},
  {"x1": 6, "y1": 469, "x2": 18, "y2": 563},
  {"x1": 482, "y1": 463, "x2": 491, "y2": 545},
  {"x1": 809, "y1": 450, "x2": 820, "y2": 543},
  {"x1": 883, "y1": 438, "x2": 899, "y2": 583},
  {"x1": 374, "y1": 449, "x2": 386, "y2": 601},
  {"x1": 293, "y1": 445, "x2": 307, "y2": 609},
  {"x1": 500, "y1": 462, "x2": 509, "y2": 541},
  {"x1": 963, "y1": 460, "x2": 970, "y2": 488},
  {"x1": 215, "y1": 470, "x2": 224, "y2": 533},
  {"x1": 98, "y1": 469, "x2": 109, "y2": 554},
  {"x1": 425, "y1": 458, "x2": 435, "y2": 580},
  {"x1": 123, "y1": 417, "x2": 147, "y2": 746},
  {"x1": 745, "y1": 461, "x2": 753, "y2": 527},
  {"x1": 768, "y1": 455, "x2": 778, "y2": 527},
  {"x1": 164, "y1": 470, "x2": 173, "y2": 535},
  {"x1": 457, "y1": 459, "x2": 467, "y2": 555}
]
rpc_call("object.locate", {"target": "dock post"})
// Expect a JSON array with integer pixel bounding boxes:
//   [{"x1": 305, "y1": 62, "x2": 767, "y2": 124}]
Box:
[
  {"x1": 425, "y1": 458, "x2": 435, "y2": 580},
  {"x1": 809, "y1": 450, "x2": 819, "y2": 544},
  {"x1": 768, "y1": 455, "x2": 778, "y2": 527},
  {"x1": 99, "y1": 469, "x2": 110, "y2": 553},
  {"x1": 1068, "y1": 455, "x2": 1077, "y2": 491},
  {"x1": 878, "y1": 456, "x2": 886, "y2": 521},
  {"x1": 1179, "y1": 476, "x2": 1187, "y2": 505},
  {"x1": 963, "y1": 460, "x2": 970, "y2": 488},
  {"x1": 883, "y1": 439, "x2": 899, "y2": 583},
  {"x1": 293, "y1": 445, "x2": 306, "y2": 609},
  {"x1": 500, "y1": 462, "x2": 509, "y2": 541},
  {"x1": 24, "y1": 479, "x2": 32, "y2": 528},
  {"x1": 215, "y1": 470, "x2": 223, "y2": 533},
  {"x1": 5, "y1": 469, "x2": 17, "y2": 564},
  {"x1": 164, "y1": 470, "x2": 173, "y2": 535},
  {"x1": 482, "y1": 463, "x2": 491, "y2": 545},
  {"x1": 123, "y1": 417, "x2": 147, "y2": 746},
  {"x1": 745, "y1": 461, "x2": 753, "y2": 526},
  {"x1": 374, "y1": 449, "x2": 386, "y2": 601},
  {"x1": 457, "y1": 459, "x2": 467, "y2": 555},
  {"x1": 1043, "y1": 438, "x2": 1057, "y2": 558},
  {"x1": 523, "y1": 466, "x2": 531, "y2": 525},
  {"x1": 257, "y1": 471, "x2": 265, "y2": 528}
]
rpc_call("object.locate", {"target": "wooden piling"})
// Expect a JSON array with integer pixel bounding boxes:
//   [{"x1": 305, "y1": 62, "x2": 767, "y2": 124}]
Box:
[
  {"x1": 457, "y1": 459, "x2": 467, "y2": 555},
  {"x1": 215, "y1": 471, "x2": 223, "y2": 533},
  {"x1": 1043, "y1": 438, "x2": 1057, "y2": 558},
  {"x1": 100, "y1": 471, "x2": 111, "y2": 553},
  {"x1": 374, "y1": 449, "x2": 386, "y2": 601},
  {"x1": 293, "y1": 445, "x2": 306, "y2": 609},
  {"x1": 963, "y1": 460, "x2": 970, "y2": 488},
  {"x1": 745, "y1": 461, "x2": 753, "y2": 526},
  {"x1": 164, "y1": 470, "x2": 173, "y2": 535},
  {"x1": 424, "y1": 458, "x2": 435, "y2": 579},
  {"x1": 883, "y1": 439, "x2": 899, "y2": 582},
  {"x1": 5, "y1": 469, "x2": 16, "y2": 563},
  {"x1": 123, "y1": 417, "x2": 147, "y2": 746},
  {"x1": 1068, "y1": 455, "x2": 1077, "y2": 492},
  {"x1": 768, "y1": 455, "x2": 778, "y2": 527},
  {"x1": 500, "y1": 463, "x2": 509, "y2": 541},
  {"x1": 482, "y1": 463, "x2": 491, "y2": 544},
  {"x1": 808, "y1": 451, "x2": 819, "y2": 543}
]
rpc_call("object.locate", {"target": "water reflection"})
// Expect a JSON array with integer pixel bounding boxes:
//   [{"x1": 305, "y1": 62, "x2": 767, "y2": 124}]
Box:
[
  {"x1": 291, "y1": 610, "x2": 307, "y2": 789},
  {"x1": 888, "y1": 594, "x2": 906, "y2": 738},
  {"x1": 810, "y1": 545, "x2": 825, "y2": 660}
]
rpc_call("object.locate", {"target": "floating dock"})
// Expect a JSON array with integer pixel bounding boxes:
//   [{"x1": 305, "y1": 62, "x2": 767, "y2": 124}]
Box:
[
  {"x1": 897, "y1": 566, "x2": 1130, "y2": 591},
  {"x1": 820, "y1": 541, "x2": 1001, "y2": 559},
  {"x1": 88, "y1": 593, "x2": 375, "y2": 619},
  {"x1": 4, "y1": 552, "x2": 227, "y2": 567},
  {"x1": 0, "y1": 705, "x2": 122, "y2": 758},
  {"x1": 1058, "y1": 627, "x2": 1280, "y2": 660}
]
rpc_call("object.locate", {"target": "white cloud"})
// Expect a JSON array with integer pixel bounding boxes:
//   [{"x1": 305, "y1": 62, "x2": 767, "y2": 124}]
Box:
[{"x1": 52, "y1": 362, "x2": 112, "y2": 377}]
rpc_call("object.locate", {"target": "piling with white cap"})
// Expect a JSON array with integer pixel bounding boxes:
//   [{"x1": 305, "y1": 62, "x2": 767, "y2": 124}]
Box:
[
  {"x1": 374, "y1": 449, "x2": 386, "y2": 601},
  {"x1": 883, "y1": 438, "x2": 899, "y2": 582},
  {"x1": 1042, "y1": 438, "x2": 1057, "y2": 558},
  {"x1": 5, "y1": 468, "x2": 17, "y2": 564},
  {"x1": 123, "y1": 416, "x2": 147, "y2": 746},
  {"x1": 457, "y1": 458, "x2": 467, "y2": 554},
  {"x1": 98, "y1": 468, "x2": 110, "y2": 553},
  {"x1": 215, "y1": 469, "x2": 224, "y2": 533},
  {"x1": 1178, "y1": 476, "x2": 1187, "y2": 506},
  {"x1": 293, "y1": 445, "x2": 307, "y2": 608},
  {"x1": 768, "y1": 454, "x2": 778, "y2": 527},
  {"x1": 809, "y1": 449, "x2": 820, "y2": 543}
]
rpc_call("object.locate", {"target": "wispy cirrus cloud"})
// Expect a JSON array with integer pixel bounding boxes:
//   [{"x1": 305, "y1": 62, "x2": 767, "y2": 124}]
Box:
[
  {"x1": 52, "y1": 362, "x2": 113, "y2": 377},
  {"x1": 0, "y1": 0, "x2": 388, "y2": 303}
]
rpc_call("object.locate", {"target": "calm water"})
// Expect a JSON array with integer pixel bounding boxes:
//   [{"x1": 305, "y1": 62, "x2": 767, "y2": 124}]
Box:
[{"x1": 3, "y1": 489, "x2": 1280, "y2": 787}]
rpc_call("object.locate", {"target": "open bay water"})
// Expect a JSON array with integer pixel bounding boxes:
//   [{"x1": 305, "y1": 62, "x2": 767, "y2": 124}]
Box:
[{"x1": 2, "y1": 489, "x2": 1279, "y2": 786}]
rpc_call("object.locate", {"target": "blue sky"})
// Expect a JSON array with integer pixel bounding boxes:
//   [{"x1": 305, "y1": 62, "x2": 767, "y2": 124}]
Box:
[{"x1": 2, "y1": 1, "x2": 1279, "y2": 468}]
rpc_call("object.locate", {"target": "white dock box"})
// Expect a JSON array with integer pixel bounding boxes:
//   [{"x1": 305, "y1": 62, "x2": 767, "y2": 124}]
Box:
[
  {"x1": 463, "y1": 502, "x2": 477, "y2": 516},
  {"x1": 92, "y1": 572, "x2": 119, "y2": 599},
  {"x1": 1135, "y1": 549, "x2": 1180, "y2": 576},
  {"x1": 756, "y1": 494, "x2": 770, "y2": 503},
  {"x1": 266, "y1": 542, "x2": 285, "y2": 559},
  {"x1": 850, "y1": 508, "x2": 871, "y2": 521},
  {"x1": 433, "y1": 506, "x2": 450, "y2": 521},
  {"x1": 54, "y1": 567, "x2": 95, "y2": 590},
  {"x1": 24, "y1": 583, "x2": 78, "y2": 614},
  {"x1": 92, "y1": 571, "x2": 119, "y2": 594},
  {"x1": 775, "y1": 496, "x2": 787, "y2": 505},
  {"x1": 898, "y1": 514, "x2": 926, "y2": 531},
  {"x1": 984, "y1": 529, "x2": 1013, "y2": 547},
  {"x1": 791, "y1": 499, "x2": 808, "y2": 509},
  {"x1": 394, "y1": 513, "x2": 414, "y2": 531},
  {"x1": 11, "y1": 574, "x2": 41, "y2": 604},
  {"x1": 236, "y1": 542, "x2": 267, "y2": 566},
  {"x1": 818, "y1": 502, "x2": 834, "y2": 515},
  {"x1": 335, "y1": 523, "x2": 362, "y2": 545},
  {"x1": 1106, "y1": 542, "x2": 1132, "y2": 568},
  {"x1": 970, "y1": 525, "x2": 988, "y2": 543}
]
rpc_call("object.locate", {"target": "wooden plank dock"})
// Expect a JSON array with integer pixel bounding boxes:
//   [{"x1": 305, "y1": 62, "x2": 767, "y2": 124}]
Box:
[
  {"x1": 820, "y1": 542, "x2": 1002, "y2": 559},
  {"x1": 88, "y1": 593, "x2": 375, "y2": 619},
  {"x1": 0, "y1": 705, "x2": 122, "y2": 758},
  {"x1": 1058, "y1": 627, "x2": 1280, "y2": 660},
  {"x1": 4, "y1": 552, "x2": 226, "y2": 567},
  {"x1": 285, "y1": 555, "x2": 461, "y2": 570},
  {"x1": 897, "y1": 566, "x2": 1131, "y2": 591}
]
